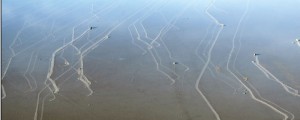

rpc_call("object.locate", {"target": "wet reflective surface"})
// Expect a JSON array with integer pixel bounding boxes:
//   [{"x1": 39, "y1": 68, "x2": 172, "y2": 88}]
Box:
[{"x1": 2, "y1": 0, "x2": 300, "y2": 120}]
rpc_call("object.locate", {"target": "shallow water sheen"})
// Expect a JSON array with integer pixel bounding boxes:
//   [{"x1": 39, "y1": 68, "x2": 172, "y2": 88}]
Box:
[{"x1": 2, "y1": 0, "x2": 300, "y2": 120}]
